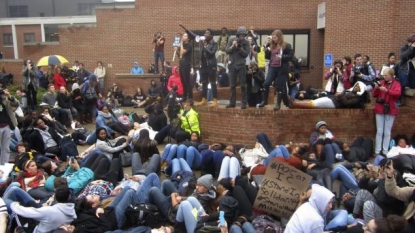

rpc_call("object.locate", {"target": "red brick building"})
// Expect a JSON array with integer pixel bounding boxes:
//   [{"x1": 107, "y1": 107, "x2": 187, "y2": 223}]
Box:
[{"x1": 2, "y1": 0, "x2": 414, "y2": 93}]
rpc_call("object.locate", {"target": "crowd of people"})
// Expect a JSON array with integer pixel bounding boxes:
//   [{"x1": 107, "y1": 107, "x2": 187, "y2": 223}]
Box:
[{"x1": 0, "y1": 28, "x2": 414, "y2": 233}]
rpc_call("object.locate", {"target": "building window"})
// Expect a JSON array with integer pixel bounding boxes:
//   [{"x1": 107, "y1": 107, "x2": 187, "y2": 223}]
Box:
[
  {"x1": 3, "y1": 34, "x2": 13, "y2": 46},
  {"x1": 24, "y1": 33, "x2": 36, "y2": 43},
  {"x1": 9, "y1": 5, "x2": 29, "y2": 18},
  {"x1": 44, "y1": 25, "x2": 60, "y2": 42},
  {"x1": 78, "y1": 3, "x2": 98, "y2": 15}
]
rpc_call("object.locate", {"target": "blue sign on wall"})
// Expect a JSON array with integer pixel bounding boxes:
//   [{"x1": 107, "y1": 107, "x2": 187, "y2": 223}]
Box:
[{"x1": 324, "y1": 54, "x2": 333, "y2": 67}]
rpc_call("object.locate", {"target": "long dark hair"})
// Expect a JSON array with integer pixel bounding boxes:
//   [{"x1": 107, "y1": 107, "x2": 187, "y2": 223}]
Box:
[{"x1": 133, "y1": 129, "x2": 153, "y2": 163}]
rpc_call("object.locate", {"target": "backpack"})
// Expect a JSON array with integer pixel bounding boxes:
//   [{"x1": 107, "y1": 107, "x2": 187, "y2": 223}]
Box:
[
  {"x1": 124, "y1": 203, "x2": 164, "y2": 229},
  {"x1": 346, "y1": 147, "x2": 368, "y2": 162},
  {"x1": 196, "y1": 226, "x2": 221, "y2": 233},
  {"x1": 84, "y1": 84, "x2": 97, "y2": 100},
  {"x1": 60, "y1": 136, "x2": 79, "y2": 158},
  {"x1": 252, "y1": 215, "x2": 284, "y2": 233},
  {"x1": 122, "y1": 96, "x2": 133, "y2": 106},
  {"x1": 119, "y1": 152, "x2": 132, "y2": 167},
  {"x1": 8, "y1": 212, "x2": 39, "y2": 233}
]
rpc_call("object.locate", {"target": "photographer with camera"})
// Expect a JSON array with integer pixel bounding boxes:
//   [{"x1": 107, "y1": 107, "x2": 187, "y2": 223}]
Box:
[
  {"x1": 22, "y1": 59, "x2": 39, "y2": 112},
  {"x1": 165, "y1": 66, "x2": 183, "y2": 119},
  {"x1": 324, "y1": 59, "x2": 346, "y2": 96},
  {"x1": 351, "y1": 53, "x2": 375, "y2": 91},
  {"x1": 246, "y1": 61, "x2": 265, "y2": 107},
  {"x1": 373, "y1": 67, "x2": 401, "y2": 157},
  {"x1": 225, "y1": 26, "x2": 250, "y2": 109}
]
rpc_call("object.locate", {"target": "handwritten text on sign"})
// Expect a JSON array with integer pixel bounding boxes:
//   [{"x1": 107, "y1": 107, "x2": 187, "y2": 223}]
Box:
[{"x1": 253, "y1": 160, "x2": 311, "y2": 219}]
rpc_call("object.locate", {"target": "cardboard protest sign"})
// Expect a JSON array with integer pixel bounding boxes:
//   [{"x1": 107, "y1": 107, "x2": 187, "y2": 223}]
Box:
[{"x1": 253, "y1": 160, "x2": 312, "y2": 219}]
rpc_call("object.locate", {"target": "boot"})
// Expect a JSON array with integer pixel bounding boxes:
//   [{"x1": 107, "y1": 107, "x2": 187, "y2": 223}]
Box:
[
  {"x1": 160, "y1": 161, "x2": 168, "y2": 172},
  {"x1": 210, "y1": 98, "x2": 218, "y2": 107},
  {"x1": 196, "y1": 97, "x2": 207, "y2": 106},
  {"x1": 274, "y1": 93, "x2": 282, "y2": 110},
  {"x1": 257, "y1": 90, "x2": 269, "y2": 108},
  {"x1": 282, "y1": 94, "x2": 290, "y2": 107}
]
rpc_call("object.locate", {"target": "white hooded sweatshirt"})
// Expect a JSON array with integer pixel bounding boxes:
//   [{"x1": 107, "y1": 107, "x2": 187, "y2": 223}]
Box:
[{"x1": 284, "y1": 184, "x2": 334, "y2": 233}]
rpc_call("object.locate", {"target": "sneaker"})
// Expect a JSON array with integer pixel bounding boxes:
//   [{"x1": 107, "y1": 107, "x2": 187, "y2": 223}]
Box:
[{"x1": 160, "y1": 161, "x2": 168, "y2": 172}]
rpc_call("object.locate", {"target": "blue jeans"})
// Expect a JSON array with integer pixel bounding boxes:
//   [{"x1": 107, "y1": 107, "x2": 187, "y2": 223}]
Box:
[
  {"x1": 218, "y1": 156, "x2": 240, "y2": 180},
  {"x1": 148, "y1": 186, "x2": 173, "y2": 221},
  {"x1": 154, "y1": 51, "x2": 165, "y2": 74},
  {"x1": 176, "y1": 197, "x2": 204, "y2": 232},
  {"x1": 172, "y1": 158, "x2": 192, "y2": 174},
  {"x1": 177, "y1": 145, "x2": 187, "y2": 160},
  {"x1": 230, "y1": 222, "x2": 257, "y2": 233},
  {"x1": 80, "y1": 149, "x2": 105, "y2": 166},
  {"x1": 132, "y1": 153, "x2": 160, "y2": 175},
  {"x1": 110, "y1": 187, "x2": 139, "y2": 228},
  {"x1": 323, "y1": 143, "x2": 343, "y2": 168},
  {"x1": 161, "y1": 144, "x2": 178, "y2": 162},
  {"x1": 183, "y1": 147, "x2": 202, "y2": 169},
  {"x1": 264, "y1": 145, "x2": 290, "y2": 166},
  {"x1": 325, "y1": 209, "x2": 348, "y2": 231},
  {"x1": 3, "y1": 182, "x2": 35, "y2": 211},
  {"x1": 331, "y1": 165, "x2": 358, "y2": 196},
  {"x1": 289, "y1": 85, "x2": 299, "y2": 100},
  {"x1": 375, "y1": 114, "x2": 396, "y2": 155},
  {"x1": 135, "y1": 173, "x2": 161, "y2": 203}
]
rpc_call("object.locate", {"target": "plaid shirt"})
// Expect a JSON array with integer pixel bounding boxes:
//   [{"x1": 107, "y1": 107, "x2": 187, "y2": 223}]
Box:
[{"x1": 77, "y1": 180, "x2": 114, "y2": 200}]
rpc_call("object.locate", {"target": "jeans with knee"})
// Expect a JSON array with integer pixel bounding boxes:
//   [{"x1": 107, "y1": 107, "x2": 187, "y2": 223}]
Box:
[
  {"x1": 172, "y1": 158, "x2": 192, "y2": 174},
  {"x1": 256, "y1": 133, "x2": 273, "y2": 153},
  {"x1": 375, "y1": 114, "x2": 396, "y2": 155},
  {"x1": 161, "y1": 144, "x2": 178, "y2": 162},
  {"x1": 132, "y1": 153, "x2": 160, "y2": 175},
  {"x1": 230, "y1": 222, "x2": 257, "y2": 233},
  {"x1": 176, "y1": 197, "x2": 204, "y2": 233},
  {"x1": 325, "y1": 209, "x2": 348, "y2": 231},
  {"x1": 176, "y1": 144, "x2": 187, "y2": 159},
  {"x1": 218, "y1": 156, "x2": 240, "y2": 180},
  {"x1": 148, "y1": 186, "x2": 172, "y2": 220},
  {"x1": 3, "y1": 183, "x2": 36, "y2": 211},
  {"x1": 264, "y1": 145, "x2": 290, "y2": 166},
  {"x1": 331, "y1": 165, "x2": 358, "y2": 195},
  {"x1": 110, "y1": 187, "x2": 139, "y2": 228},
  {"x1": 135, "y1": 173, "x2": 161, "y2": 203},
  {"x1": 323, "y1": 143, "x2": 343, "y2": 168},
  {"x1": 0, "y1": 125, "x2": 11, "y2": 165},
  {"x1": 184, "y1": 147, "x2": 202, "y2": 169},
  {"x1": 229, "y1": 67, "x2": 247, "y2": 106}
]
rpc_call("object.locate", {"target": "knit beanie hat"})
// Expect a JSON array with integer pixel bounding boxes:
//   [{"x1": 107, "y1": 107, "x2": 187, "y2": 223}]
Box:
[
  {"x1": 315, "y1": 121, "x2": 327, "y2": 130},
  {"x1": 197, "y1": 174, "x2": 213, "y2": 190},
  {"x1": 219, "y1": 178, "x2": 233, "y2": 191}
]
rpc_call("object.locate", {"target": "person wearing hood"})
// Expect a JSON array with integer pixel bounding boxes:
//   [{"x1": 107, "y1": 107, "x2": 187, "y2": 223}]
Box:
[
  {"x1": 285, "y1": 184, "x2": 348, "y2": 233},
  {"x1": 167, "y1": 66, "x2": 184, "y2": 96},
  {"x1": 131, "y1": 62, "x2": 144, "y2": 74},
  {"x1": 225, "y1": 26, "x2": 250, "y2": 109},
  {"x1": 9, "y1": 185, "x2": 77, "y2": 233},
  {"x1": 147, "y1": 79, "x2": 162, "y2": 104},
  {"x1": 81, "y1": 74, "x2": 101, "y2": 124},
  {"x1": 145, "y1": 102, "x2": 167, "y2": 131}
]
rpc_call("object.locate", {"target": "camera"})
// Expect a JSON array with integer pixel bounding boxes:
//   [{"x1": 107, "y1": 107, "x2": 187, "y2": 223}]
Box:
[
  {"x1": 374, "y1": 79, "x2": 381, "y2": 86},
  {"x1": 376, "y1": 98, "x2": 385, "y2": 104},
  {"x1": 383, "y1": 103, "x2": 390, "y2": 114},
  {"x1": 236, "y1": 38, "x2": 243, "y2": 48},
  {"x1": 171, "y1": 85, "x2": 178, "y2": 92}
]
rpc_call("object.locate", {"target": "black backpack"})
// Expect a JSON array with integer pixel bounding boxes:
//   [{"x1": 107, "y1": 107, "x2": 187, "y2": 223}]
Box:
[
  {"x1": 122, "y1": 96, "x2": 133, "y2": 106},
  {"x1": 124, "y1": 203, "x2": 164, "y2": 229},
  {"x1": 346, "y1": 147, "x2": 368, "y2": 162}
]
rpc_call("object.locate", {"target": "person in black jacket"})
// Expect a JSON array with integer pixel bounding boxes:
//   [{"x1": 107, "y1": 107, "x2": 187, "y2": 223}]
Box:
[
  {"x1": 145, "y1": 102, "x2": 167, "y2": 132},
  {"x1": 57, "y1": 86, "x2": 77, "y2": 125},
  {"x1": 196, "y1": 29, "x2": 218, "y2": 107},
  {"x1": 246, "y1": 61, "x2": 265, "y2": 107},
  {"x1": 397, "y1": 34, "x2": 415, "y2": 105},
  {"x1": 257, "y1": 29, "x2": 294, "y2": 110},
  {"x1": 28, "y1": 117, "x2": 62, "y2": 158}
]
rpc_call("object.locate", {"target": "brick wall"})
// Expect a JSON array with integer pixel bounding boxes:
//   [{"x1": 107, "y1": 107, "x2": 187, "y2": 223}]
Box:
[{"x1": 196, "y1": 97, "x2": 415, "y2": 147}]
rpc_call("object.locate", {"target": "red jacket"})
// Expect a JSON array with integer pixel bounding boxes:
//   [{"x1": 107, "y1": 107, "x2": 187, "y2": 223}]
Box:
[
  {"x1": 372, "y1": 79, "x2": 401, "y2": 115},
  {"x1": 54, "y1": 73, "x2": 67, "y2": 90},
  {"x1": 167, "y1": 66, "x2": 184, "y2": 96}
]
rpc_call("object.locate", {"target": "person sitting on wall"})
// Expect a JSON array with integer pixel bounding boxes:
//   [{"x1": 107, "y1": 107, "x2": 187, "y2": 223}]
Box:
[
  {"x1": 289, "y1": 81, "x2": 368, "y2": 109},
  {"x1": 130, "y1": 61, "x2": 144, "y2": 74}
]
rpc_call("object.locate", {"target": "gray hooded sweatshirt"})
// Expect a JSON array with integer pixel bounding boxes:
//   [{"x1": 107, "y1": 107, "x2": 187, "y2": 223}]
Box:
[
  {"x1": 10, "y1": 202, "x2": 77, "y2": 233},
  {"x1": 284, "y1": 184, "x2": 334, "y2": 233}
]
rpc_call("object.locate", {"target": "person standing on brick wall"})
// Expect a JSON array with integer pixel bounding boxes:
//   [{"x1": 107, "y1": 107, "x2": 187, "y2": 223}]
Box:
[
  {"x1": 196, "y1": 29, "x2": 218, "y2": 107},
  {"x1": 225, "y1": 26, "x2": 250, "y2": 109},
  {"x1": 397, "y1": 34, "x2": 415, "y2": 106},
  {"x1": 216, "y1": 27, "x2": 229, "y2": 66},
  {"x1": 257, "y1": 29, "x2": 294, "y2": 110},
  {"x1": 153, "y1": 32, "x2": 165, "y2": 74},
  {"x1": 178, "y1": 33, "x2": 193, "y2": 101}
]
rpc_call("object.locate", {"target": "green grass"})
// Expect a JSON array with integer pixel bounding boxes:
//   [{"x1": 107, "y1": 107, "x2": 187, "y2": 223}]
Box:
[{"x1": 7, "y1": 84, "x2": 48, "y2": 110}]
